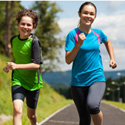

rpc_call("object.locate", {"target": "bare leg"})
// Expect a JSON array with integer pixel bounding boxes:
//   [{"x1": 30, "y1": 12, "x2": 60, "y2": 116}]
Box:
[
  {"x1": 13, "y1": 100, "x2": 24, "y2": 125},
  {"x1": 91, "y1": 111, "x2": 103, "y2": 125},
  {"x1": 27, "y1": 106, "x2": 37, "y2": 125}
]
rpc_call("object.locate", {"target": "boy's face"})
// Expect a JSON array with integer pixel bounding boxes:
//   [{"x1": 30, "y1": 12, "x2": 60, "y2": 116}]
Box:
[{"x1": 18, "y1": 16, "x2": 34, "y2": 39}]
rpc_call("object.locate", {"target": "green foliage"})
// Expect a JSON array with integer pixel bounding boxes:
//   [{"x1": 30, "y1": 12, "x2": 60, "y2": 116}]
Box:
[
  {"x1": 104, "y1": 77, "x2": 125, "y2": 102},
  {"x1": 10, "y1": 1, "x2": 24, "y2": 37},
  {"x1": 0, "y1": 1, "x2": 24, "y2": 54},
  {"x1": 32, "y1": 1, "x2": 64, "y2": 73},
  {"x1": 0, "y1": 1, "x2": 6, "y2": 54},
  {"x1": 50, "y1": 83, "x2": 72, "y2": 99}
]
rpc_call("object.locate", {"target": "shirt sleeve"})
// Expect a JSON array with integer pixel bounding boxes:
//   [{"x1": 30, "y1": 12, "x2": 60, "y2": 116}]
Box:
[
  {"x1": 31, "y1": 36, "x2": 43, "y2": 64},
  {"x1": 65, "y1": 31, "x2": 75, "y2": 51},
  {"x1": 10, "y1": 36, "x2": 16, "y2": 48},
  {"x1": 100, "y1": 30, "x2": 107, "y2": 44}
]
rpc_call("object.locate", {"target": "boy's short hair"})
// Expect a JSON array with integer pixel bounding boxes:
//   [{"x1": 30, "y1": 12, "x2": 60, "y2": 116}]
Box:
[{"x1": 16, "y1": 9, "x2": 39, "y2": 28}]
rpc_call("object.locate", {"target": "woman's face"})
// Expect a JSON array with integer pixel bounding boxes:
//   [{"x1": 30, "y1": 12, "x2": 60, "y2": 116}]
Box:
[
  {"x1": 79, "y1": 5, "x2": 96, "y2": 26},
  {"x1": 18, "y1": 16, "x2": 34, "y2": 39}
]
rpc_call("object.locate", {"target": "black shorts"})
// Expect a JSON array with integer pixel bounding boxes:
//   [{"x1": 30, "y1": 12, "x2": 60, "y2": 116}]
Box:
[{"x1": 11, "y1": 85, "x2": 40, "y2": 109}]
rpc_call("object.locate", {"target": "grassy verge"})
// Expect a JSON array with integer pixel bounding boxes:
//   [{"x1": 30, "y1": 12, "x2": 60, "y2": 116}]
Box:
[
  {"x1": 0, "y1": 54, "x2": 12, "y2": 115},
  {"x1": 3, "y1": 83, "x2": 73, "y2": 125},
  {"x1": 0, "y1": 54, "x2": 73, "y2": 125},
  {"x1": 102, "y1": 100, "x2": 125, "y2": 111}
]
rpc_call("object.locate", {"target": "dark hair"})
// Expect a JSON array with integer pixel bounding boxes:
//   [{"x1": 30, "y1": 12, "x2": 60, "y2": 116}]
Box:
[
  {"x1": 16, "y1": 9, "x2": 39, "y2": 28},
  {"x1": 78, "y1": 2, "x2": 97, "y2": 15}
]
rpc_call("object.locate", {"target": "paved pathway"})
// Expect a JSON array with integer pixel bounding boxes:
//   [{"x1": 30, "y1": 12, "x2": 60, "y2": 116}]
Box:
[{"x1": 39, "y1": 103, "x2": 125, "y2": 125}]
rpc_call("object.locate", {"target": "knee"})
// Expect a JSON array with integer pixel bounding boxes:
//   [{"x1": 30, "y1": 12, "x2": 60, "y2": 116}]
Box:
[
  {"x1": 13, "y1": 106, "x2": 23, "y2": 116},
  {"x1": 27, "y1": 113, "x2": 37, "y2": 120},
  {"x1": 87, "y1": 101, "x2": 100, "y2": 114}
]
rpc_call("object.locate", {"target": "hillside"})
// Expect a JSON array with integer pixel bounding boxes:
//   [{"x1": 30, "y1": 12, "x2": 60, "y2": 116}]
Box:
[
  {"x1": 42, "y1": 70, "x2": 125, "y2": 86},
  {"x1": 0, "y1": 54, "x2": 72, "y2": 125}
]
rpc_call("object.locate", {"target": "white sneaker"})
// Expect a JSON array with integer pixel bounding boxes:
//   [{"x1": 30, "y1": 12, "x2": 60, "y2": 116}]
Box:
[{"x1": 36, "y1": 122, "x2": 39, "y2": 125}]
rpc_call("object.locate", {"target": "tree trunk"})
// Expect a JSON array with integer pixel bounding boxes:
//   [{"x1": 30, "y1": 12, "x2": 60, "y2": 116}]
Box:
[{"x1": 4, "y1": 1, "x2": 14, "y2": 57}]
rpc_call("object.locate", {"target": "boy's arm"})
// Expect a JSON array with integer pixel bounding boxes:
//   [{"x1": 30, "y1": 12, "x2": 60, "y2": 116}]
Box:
[
  {"x1": 3, "y1": 57, "x2": 15, "y2": 73},
  {"x1": 6, "y1": 52, "x2": 40, "y2": 70},
  {"x1": 6, "y1": 62, "x2": 40, "y2": 70}
]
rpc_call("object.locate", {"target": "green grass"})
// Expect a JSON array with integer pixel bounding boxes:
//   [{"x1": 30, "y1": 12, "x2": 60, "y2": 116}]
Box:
[
  {"x1": 3, "y1": 85, "x2": 73, "y2": 125},
  {"x1": 0, "y1": 54, "x2": 73, "y2": 125},
  {"x1": 102, "y1": 100, "x2": 125, "y2": 111},
  {"x1": 0, "y1": 55, "x2": 12, "y2": 115}
]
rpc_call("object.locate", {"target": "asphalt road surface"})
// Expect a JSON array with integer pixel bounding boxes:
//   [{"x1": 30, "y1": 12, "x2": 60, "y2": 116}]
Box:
[{"x1": 40, "y1": 103, "x2": 125, "y2": 125}]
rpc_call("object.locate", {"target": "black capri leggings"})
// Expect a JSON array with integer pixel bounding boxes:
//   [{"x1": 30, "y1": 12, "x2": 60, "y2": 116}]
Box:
[{"x1": 71, "y1": 81, "x2": 106, "y2": 125}]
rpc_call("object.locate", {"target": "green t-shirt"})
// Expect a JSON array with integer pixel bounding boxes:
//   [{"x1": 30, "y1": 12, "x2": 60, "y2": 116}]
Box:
[{"x1": 11, "y1": 35, "x2": 43, "y2": 91}]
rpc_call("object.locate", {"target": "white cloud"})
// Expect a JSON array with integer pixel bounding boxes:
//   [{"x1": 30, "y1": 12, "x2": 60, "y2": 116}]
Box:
[
  {"x1": 106, "y1": 1, "x2": 124, "y2": 10},
  {"x1": 102, "y1": 48, "x2": 125, "y2": 71},
  {"x1": 58, "y1": 18, "x2": 79, "y2": 38},
  {"x1": 93, "y1": 13, "x2": 125, "y2": 45}
]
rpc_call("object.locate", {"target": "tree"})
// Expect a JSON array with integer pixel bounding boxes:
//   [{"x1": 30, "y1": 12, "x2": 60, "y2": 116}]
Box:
[
  {"x1": 0, "y1": 1, "x2": 24, "y2": 56},
  {"x1": 32, "y1": 1, "x2": 64, "y2": 73},
  {"x1": 4, "y1": 1, "x2": 15, "y2": 56},
  {"x1": 0, "y1": 1, "x2": 6, "y2": 54},
  {"x1": 4, "y1": 1, "x2": 24, "y2": 56}
]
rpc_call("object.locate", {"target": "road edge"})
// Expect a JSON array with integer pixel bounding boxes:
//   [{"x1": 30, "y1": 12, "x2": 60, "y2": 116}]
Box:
[
  {"x1": 38, "y1": 104, "x2": 72, "y2": 125},
  {"x1": 102, "y1": 102, "x2": 125, "y2": 113}
]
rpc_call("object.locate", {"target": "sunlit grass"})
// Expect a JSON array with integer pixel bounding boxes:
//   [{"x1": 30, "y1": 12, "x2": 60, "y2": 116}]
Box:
[
  {"x1": 0, "y1": 54, "x2": 11, "y2": 85},
  {"x1": 102, "y1": 100, "x2": 125, "y2": 110},
  {"x1": 0, "y1": 54, "x2": 73, "y2": 125},
  {"x1": 3, "y1": 91, "x2": 73, "y2": 125},
  {"x1": 0, "y1": 55, "x2": 12, "y2": 115}
]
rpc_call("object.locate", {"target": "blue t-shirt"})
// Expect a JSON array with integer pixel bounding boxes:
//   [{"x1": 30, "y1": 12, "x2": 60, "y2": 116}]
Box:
[{"x1": 65, "y1": 28, "x2": 107, "y2": 87}]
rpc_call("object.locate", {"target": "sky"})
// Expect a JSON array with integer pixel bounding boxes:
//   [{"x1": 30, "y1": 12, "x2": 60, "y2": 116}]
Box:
[{"x1": 21, "y1": 0, "x2": 125, "y2": 72}]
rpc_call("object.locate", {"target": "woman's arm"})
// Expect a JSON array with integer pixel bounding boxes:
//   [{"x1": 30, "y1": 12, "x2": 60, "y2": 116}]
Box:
[
  {"x1": 65, "y1": 33, "x2": 86, "y2": 64},
  {"x1": 65, "y1": 44, "x2": 81, "y2": 64},
  {"x1": 104, "y1": 38, "x2": 117, "y2": 69}
]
